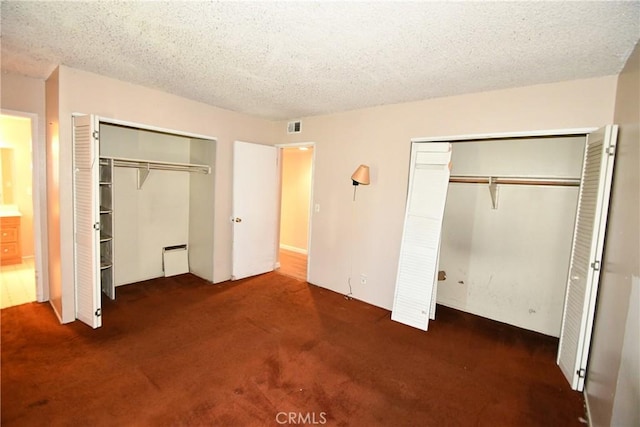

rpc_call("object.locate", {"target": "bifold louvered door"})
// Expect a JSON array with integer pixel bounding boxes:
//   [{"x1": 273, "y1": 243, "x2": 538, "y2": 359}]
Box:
[
  {"x1": 557, "y1": 125, "x2": 617, "y2": 391},
  {"x1": 392, "y1": 142, "x2": 452, "y2": 331},
  {"x1": 73, "y1": 114, "x2": 102, "y2": 329}
]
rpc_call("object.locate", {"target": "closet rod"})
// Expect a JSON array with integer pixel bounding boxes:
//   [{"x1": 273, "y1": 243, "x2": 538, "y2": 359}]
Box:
[
  {"x1": 449, "y1": 175, "x2": 580, "y2": 187},
  {"x1": 110, "y1": 157, "x2": 211, "y2": 174}
]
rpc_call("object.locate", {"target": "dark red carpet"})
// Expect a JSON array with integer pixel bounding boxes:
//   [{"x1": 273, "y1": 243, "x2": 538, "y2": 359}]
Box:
[{"x1": 1, "y1": 273, "x2": 585, "y2": 426}]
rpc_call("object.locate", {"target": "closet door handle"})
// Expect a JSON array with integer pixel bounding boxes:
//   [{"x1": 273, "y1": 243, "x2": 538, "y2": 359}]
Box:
[{"x1": 234, "y1": 218, "x2": 242, "y2": 223}]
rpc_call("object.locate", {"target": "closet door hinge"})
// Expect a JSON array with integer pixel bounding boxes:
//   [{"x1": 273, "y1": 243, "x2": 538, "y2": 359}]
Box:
[
  {"x1": 93, "y1": 222, "x2": 100, "y2": 231},
  {"x1": 95, "y1": 308, "x2": 102, "y2": 317},
  {"x1": 606, "y1": 145, "x2": 616, "y2": 156},
  {"x1": 92, "y1": 130, "x2": 99, "y2": 140},
  {"x1": 577, "y1": 368, "x2": 586, "y2": 378},
  {"x1": 591, "y1": 260, "x2": 600, "y2": 271}
]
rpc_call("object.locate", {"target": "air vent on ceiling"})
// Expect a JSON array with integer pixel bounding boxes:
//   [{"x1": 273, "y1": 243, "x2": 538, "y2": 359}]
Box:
[{"x1": 287, "y1": 121, "x2": 301, "y2": 134}]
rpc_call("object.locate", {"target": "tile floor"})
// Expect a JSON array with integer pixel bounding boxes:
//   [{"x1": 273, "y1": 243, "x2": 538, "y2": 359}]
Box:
[{"x1": 1, "y1": 257, "x2": 36, "y2": 309}]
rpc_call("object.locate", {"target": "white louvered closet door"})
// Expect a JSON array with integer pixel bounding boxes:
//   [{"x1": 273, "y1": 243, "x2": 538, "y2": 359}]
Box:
[
  {"x1": 392, "y1": 142, "x2": 452, "y2": 331},
  {"x1": 557, "y1": 125, "x2": 617, "y2": 391},
  {"x1": 73, "y1": 114, "x2": 102, "y2": 328}
]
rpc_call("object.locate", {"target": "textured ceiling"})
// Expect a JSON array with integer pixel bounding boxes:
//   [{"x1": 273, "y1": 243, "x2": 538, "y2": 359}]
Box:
[{"x1": 1, "y1": 1, "x2": 639, "y2": 120}]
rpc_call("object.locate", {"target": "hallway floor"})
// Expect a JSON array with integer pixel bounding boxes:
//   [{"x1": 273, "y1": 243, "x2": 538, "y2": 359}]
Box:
[
  {"x1": 277, "y1": 248, "x2": 307, "y2": 281},
  {"x1": 0, "y1": 258, "x2": 36, "y2": 309}
]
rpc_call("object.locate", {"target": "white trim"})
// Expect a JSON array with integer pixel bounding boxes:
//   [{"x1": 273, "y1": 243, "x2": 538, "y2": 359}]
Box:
[
  {"x1": 412, "y1": 128, "x2": 598, "y2": 143},
  {"x1": 275, "y1": 141, "x2": 314, "y2": 148},
  {"x1": 279, "y1": 244, "x2": 308, "y2": 255},
  {"x1": 49, "y1": 298, "x2": 63, "y2": 323},
  {"x1": 71, "y1": 113, "x2": 218, "y2": 142},
  {"x1": 1, "y1": 109, "x2": 48, "y2": 303},
  {"x1": 584, "y1": 389, "x2": 593, "y2": 426}
]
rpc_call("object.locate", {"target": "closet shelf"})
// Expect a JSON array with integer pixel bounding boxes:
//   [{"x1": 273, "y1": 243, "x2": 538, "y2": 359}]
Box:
[
  {"x1": 449, "y1": 175, "x2": 580, "y2": 187},
  {"x1": 449, "y1": 175, "x2": 581, "y2": 210},
  {"x1": 104, "y1": 156, "x2": 211, "y2": 189},
  {"x1": 108, "y1": 157, "x2": 210, "y2": 173}
]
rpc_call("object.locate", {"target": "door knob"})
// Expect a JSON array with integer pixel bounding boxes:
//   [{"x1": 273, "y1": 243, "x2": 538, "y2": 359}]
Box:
[{"x1": 234, "y1": 218, "x2": 242, "y2": 223}]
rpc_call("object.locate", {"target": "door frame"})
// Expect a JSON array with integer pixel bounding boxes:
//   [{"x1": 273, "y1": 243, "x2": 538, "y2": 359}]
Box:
[
  {"x1": 412, "y1": 126, "x2": 603, "y2": 389},
  {"x1": 1, "y1": 108, "x2": 48, "y2": 303},
  {"x1": 275, "y1": 141, "x2": 316, "y2": 282},
  {"x1": 412, "y1": 127, "x2": 597, "y2": 143}
]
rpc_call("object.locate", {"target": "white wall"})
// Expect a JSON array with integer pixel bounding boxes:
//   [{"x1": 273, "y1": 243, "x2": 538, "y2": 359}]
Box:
[
  {"x1": 438, "y1": 137, "x2": 585, "y2": 337},
  {"x1": 278, "y1": 76, "x2": 617, "y2": 312},
  {"x1": 586, "y1": 42, "x2": 639, "y2": 427},
  {"x1": 43, "y1": 65, "x2": 619, "y2": 327},
  {"x1": 280, "y1": 147, "x2": 313, "y2": 252},
  {"x1": 189, "y1": 138, "x2": 216, "y2": 282},
  {"x1": 45, "y1": 68, "x2": 61, "y2": 317},
  {"x1": 101, "y1": 123, "x2": 192, "y2": 163},
  {"x1": 100, "y1": 124, "x2": 193, "y2": 285},
  {"x1": 47, "y1": 65, "x2": 278, "y2": 323},
  {"x1": 114, "y1": 168, "x2": 190, "y2": 284}
]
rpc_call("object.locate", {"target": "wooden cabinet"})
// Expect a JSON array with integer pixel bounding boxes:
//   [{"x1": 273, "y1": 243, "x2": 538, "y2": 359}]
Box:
[{"x1": 1, "y1": 215, "x2": 21, "y2": 265}]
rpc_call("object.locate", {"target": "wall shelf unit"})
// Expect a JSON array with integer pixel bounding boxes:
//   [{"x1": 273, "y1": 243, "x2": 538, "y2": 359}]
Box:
[
  {"x1": 99, "y1": 157, "x2": 115, "y2": 299},
  {"x1": 103, "y1": 156, "x2": 211, "y2": 189}
]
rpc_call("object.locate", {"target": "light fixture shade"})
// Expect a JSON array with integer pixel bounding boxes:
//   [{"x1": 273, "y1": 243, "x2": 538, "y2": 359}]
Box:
[{"x1": 351, "y1": 165, "x2": 370, "y2": 185}]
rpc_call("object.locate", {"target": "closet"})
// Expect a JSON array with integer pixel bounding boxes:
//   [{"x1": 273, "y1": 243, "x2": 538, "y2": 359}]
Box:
[
  {"x1": 72, "y1": 115, "x2": 216, "y2": 329},
  {"x1": 439, "y1": 135, "x2": 585, "y2": 337},
  {"x1": 393, "y1": 126, "x2": 617, "y2": 392}
]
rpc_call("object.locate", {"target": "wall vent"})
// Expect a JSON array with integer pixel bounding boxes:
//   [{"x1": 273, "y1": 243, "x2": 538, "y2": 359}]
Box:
[{"x1": 287, "y1": 121, "x2": 301, "y2": 134}]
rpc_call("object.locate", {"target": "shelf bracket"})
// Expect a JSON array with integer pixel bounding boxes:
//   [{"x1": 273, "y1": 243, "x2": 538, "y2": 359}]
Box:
[
  {"x1": 137, "y1": 164, "x2": 150, "y2": 189},
  {"x1": 489, "y1": 176, "x2": 498, "y2": 210}
]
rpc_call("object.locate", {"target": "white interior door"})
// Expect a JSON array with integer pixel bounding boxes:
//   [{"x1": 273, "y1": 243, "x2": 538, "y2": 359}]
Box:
[
  {"x1": 392, "y1": 142, "x2": 452, "y2": 331},
  {"x1": 232, "y1": 141, "x2": 278, "y2": 280},
  {"x1": 557, "y1": 125, "x2": 618, "y2": 391},
  {"x1": 73, "y1": 114, "x2": 101, "y2": 328}
]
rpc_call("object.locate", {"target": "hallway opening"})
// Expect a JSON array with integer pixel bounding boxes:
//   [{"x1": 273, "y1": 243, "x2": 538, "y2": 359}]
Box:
[
  {"x1": 0, "y1": 114, "x2": 36, "y2": 308},
  {"x1": 277, "y1": 145, "x2": 313, "y2": 281}
]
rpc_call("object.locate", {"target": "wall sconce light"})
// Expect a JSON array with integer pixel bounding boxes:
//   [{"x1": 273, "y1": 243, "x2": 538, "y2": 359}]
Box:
[{"x1": 351, "y1": 164, "x2": 370, "y2": 200}]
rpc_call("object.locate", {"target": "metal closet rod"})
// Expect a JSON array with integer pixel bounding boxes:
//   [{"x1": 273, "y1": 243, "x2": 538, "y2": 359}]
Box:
[
  {"x1": 109, "y1": 157, "x2": 211, "y2": 174},
  {"x1": 449, "y1": 175, "x2": 580, "y2": 187}
]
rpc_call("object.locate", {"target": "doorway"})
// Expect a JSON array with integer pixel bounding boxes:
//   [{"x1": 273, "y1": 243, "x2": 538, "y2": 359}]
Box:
[
  {"x1": 277, "y1": 144, "x2": 314, "y2": 281},
  {"x1": 0, "y1": 114, "x2": 36, "y2": 308}
]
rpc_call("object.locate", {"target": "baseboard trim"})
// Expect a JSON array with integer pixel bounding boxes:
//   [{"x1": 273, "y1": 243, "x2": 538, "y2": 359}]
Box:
[
  {"x1": 49, "y1": 300, "x2": 63, "y2": 324},
  {"x1": 583, "y1": 388, "x2": 592, "y2": 425},
  {"x1": 279, "y1": 244, "x2": 308, "y2": 255},
  {"x1": 436, "y1": 299, "x2": 559, "y2": 338}
]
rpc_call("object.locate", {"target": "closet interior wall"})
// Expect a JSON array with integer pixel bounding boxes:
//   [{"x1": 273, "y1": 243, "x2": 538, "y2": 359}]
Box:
[
  {"x1": 188, "y1": 138, "x2": 216, "y2": 282},
  {"x1": 99, "y1": 124, "x2": 214, "y2": 286},
  {"x1": 438, "y1": 136, "x2": 585, "y2": 337}
]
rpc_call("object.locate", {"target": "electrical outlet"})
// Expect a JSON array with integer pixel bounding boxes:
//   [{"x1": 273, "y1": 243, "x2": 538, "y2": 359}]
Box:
[{"x1": 360, "y1": 274, "x2": 367, "y2": 285}]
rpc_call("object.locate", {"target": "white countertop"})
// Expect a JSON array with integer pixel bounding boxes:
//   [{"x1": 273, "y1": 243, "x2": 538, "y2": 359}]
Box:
[{"x1": 0, "y1": 206, "x2": 22, "y2": 217}]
